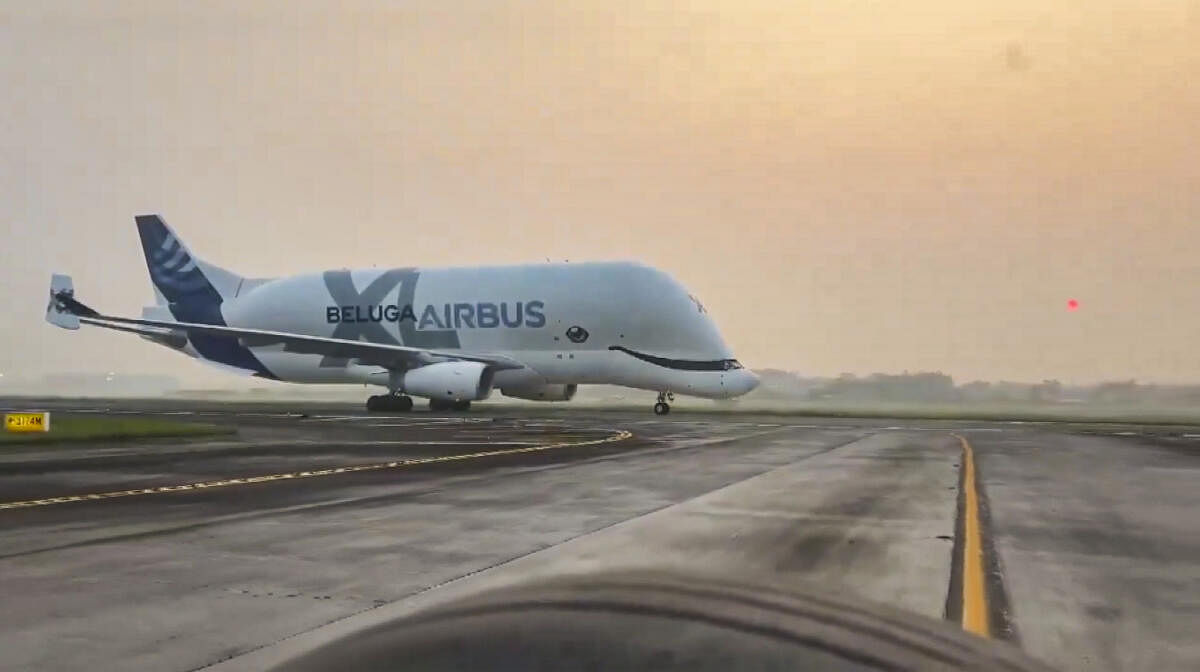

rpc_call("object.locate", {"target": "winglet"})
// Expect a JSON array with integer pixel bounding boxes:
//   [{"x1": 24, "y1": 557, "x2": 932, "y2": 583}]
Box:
[{"x1": 46, "y1": 274, "x2": 80, "y2": 329}]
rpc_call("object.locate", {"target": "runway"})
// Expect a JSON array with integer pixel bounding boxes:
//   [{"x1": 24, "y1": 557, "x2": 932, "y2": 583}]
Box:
[{"x1": 0, "y1": 398, "x2": 1197, "y2": 672}]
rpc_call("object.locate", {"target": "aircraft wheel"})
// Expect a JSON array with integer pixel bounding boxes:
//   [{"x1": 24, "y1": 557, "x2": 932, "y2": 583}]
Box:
[
  {"x1": 653, "y1": 402, "x2": 670, "y2": 415},
  {"x1": 429, "y1": 398, "x2": 451, "y2": 412},
  {"x1": 369, "y1": 394, "x2": 415, "y2": 412},
  {"x1": 452, "y1": 400, "x2": 471, "y2": 412}
]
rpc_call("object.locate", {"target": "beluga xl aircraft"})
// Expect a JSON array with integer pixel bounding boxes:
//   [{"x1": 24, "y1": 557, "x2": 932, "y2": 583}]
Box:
[{"x1": 45, "y1": 215, "x2": 759, "y2": 414}]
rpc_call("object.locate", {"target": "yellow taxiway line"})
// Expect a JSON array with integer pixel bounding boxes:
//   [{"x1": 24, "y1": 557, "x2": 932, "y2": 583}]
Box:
[
  {"x1": 0, "y1": 429, "x2": 632, "y2": 512},
  {"x1": 953, "y1": 433, "x2": 991, "y2": 637}
]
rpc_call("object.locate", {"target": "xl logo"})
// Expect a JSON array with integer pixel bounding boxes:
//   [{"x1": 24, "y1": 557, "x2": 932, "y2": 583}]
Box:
[
  {"x1": 320, "y1": 269, "x2": 459, "y2": 366},
  {"x1": 320, "y1": 269, "x2": 547, "y2": 367}
]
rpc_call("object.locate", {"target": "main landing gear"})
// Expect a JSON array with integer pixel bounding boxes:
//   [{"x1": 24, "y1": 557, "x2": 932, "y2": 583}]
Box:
[
  {"x1": 654, "y1": 391, "x2": 674, "y2": 415},
  {"x1": 365, "y1": 395, "x2": 472, "y2": 413},
  {"x1": 366, "y1": 394, "x2": 414, "y2": 413},
  {"x1": 429, "y1": 398, "x2": 472, "y2": 413}
]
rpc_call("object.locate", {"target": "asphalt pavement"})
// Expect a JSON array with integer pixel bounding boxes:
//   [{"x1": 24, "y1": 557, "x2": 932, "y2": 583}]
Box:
[{"x1": 0, "y1": 398, "x2": 1196, "y2": 672}]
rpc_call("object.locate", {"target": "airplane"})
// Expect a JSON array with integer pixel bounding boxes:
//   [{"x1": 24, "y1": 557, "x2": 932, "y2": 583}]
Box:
[{"x1": 44, "y1": 215, "x2": 759, "y2": 414}]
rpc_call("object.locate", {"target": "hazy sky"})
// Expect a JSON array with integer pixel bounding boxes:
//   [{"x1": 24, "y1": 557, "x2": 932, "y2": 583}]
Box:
[{"x1": 3, "y1": 1, "x2": 1199, "y2": 386}]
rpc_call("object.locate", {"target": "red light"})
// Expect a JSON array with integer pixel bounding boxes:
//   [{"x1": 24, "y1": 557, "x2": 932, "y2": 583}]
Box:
[{"x1": 1067, "y1": 299, "x2": 1080, "y2": 311}]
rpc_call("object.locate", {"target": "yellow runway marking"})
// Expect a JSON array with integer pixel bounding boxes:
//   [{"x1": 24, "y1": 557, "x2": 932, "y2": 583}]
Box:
[
  {"x1": 953, "y1": 433, "x2": 991, "y2": 637},
  {"x1": 0, "y1": 429, "x2": 632, "y2": 512}
]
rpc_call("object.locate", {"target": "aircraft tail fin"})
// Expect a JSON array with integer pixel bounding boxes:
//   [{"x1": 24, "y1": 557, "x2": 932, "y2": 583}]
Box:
[{"x1": 135, "y1": 214, "x2": 242, "y2": 321}]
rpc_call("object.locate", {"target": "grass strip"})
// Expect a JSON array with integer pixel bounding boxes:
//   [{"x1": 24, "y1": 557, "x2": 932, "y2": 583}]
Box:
[{"x1": 1, "y1": 416, "x2": 234, "y2": 446}]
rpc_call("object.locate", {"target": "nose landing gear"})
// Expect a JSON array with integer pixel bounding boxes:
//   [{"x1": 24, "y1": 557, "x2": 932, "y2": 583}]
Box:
[{"x1": 653, "y1": 391, "x2": 674, "y2": 415}]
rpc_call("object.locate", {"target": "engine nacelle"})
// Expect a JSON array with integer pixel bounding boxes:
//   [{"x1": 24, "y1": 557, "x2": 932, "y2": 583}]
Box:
[
  {"x1": 500, "y1": 382, "x2": 578, "y2": 402},
  {"x1": 401, "y1": 361, "x2": 495, "y2": 402}
]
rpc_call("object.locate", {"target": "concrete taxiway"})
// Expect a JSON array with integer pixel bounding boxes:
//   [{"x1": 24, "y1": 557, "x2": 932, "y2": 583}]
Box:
[{"x1": 0, "y1": 398, "x2": 1197, "y2": 672}]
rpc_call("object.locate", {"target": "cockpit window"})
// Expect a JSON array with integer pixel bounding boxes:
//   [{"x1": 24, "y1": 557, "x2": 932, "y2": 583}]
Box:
[{"x1": 722, "y1": 360, "x2": 743, "y2": 370}]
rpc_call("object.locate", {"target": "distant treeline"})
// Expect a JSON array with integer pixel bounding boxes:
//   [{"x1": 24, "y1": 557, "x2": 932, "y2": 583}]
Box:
[{"x1": 752, "y1": 370, "x2": 1200, "y2": 405}]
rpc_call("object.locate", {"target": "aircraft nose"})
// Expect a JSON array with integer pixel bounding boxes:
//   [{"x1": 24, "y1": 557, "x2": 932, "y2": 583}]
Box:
[
  {"x1": 728, "y1": 369, "x2": 759, "y2": 396},
  {"x1": 744, "y1": 369, "x2": 760, "y2": 393}
]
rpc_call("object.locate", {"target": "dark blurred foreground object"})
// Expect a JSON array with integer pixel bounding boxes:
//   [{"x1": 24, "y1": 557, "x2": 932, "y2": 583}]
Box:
[{"x1": 274, "y1": 571, "x2": 1056, "y2": 672}]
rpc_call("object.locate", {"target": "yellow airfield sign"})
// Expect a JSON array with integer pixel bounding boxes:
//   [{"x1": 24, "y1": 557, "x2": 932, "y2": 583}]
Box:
[{"x1": 4, "y1": 412, "x2": 50, "y2": 433}]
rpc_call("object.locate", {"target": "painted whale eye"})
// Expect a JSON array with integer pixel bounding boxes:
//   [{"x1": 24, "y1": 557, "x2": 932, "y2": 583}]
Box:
[{"x1": 565, "y1": 326, "x2": 589, "y2": 343}]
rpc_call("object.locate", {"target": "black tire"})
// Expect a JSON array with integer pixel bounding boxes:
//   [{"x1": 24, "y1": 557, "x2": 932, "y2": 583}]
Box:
[
  {"x1": 274, "y1": 570, "x2": 1057, "y2": 672},
  {"x1": 365, "y1": 395, "x2": 384, "y2": 412},
  {"x1": 369, "y1": 395, "x2": 414, "y2": 413},
  {"x1": 654, "y1": 402, "x2": 670, "y2": 415},
  {"x1": 428, "y1": 398, "x2": 451, "y2": 412},
  {"x1": 452, "y1": 400, "x2": 471, "y2": 412}
]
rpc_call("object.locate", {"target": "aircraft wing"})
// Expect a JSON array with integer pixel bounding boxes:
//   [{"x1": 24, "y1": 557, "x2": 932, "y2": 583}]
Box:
[
  {"x1": 45, "y1": 274, "x2": 526, "y2": 372},
  {"x1": 78, "y1": 317, "x2": 190, "y2": 349}
]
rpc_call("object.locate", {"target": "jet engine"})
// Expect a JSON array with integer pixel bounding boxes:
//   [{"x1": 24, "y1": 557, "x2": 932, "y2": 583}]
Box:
[
  {"x1": 500, "y1": 382, "x2": 578, "y2": 402},
  {"x1": 401, "y1": 361, "x2": 495, "y2": 402}
]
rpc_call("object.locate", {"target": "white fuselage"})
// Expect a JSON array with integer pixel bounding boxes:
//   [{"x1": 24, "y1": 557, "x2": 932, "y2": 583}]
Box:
[{"x1": 165, "y1": 261, "x2": 758, "y2": 400}]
